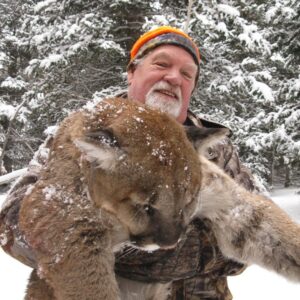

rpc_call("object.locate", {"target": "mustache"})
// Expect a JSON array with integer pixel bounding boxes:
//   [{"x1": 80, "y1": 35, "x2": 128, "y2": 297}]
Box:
[{"x1": 149, "y1": 81, "x2": 182, "y2": 101}]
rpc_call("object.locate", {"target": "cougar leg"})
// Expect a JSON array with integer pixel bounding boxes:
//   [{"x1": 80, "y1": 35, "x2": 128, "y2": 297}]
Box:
[{"x1": 25, "y1": 269, "x2": 55, "y2": 300}]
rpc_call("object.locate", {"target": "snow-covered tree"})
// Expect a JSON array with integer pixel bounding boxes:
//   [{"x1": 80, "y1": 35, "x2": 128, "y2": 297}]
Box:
[
  {"x1": 0, "y1": 0, "x2": 298, "y2": 187},
  {"x1": 182, "y1": 0, "x2": 299, "y2": 187},
  {"x1": 0, "y1": 0, "x2": 155, "y2": 172},
  {"x1": 0, "y1": 0, "x2": 35, "y2": 173}
]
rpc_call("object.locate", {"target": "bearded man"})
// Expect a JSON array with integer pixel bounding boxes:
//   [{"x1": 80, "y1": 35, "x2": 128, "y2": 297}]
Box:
[{"x1": 1, "y1": 26, "x2": 256, "y2": 299}]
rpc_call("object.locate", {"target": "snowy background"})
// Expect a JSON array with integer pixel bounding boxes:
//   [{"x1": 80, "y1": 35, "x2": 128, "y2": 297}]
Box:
[
  {"x1": 0, "y1": 0, "x2": 299, "y2": 189},
  {"x1": 1, "y1": 1, "x2": 299, "y2": 298},
  {"x1": 0, "y1": 188, "x2": 299, "y2": 299}
]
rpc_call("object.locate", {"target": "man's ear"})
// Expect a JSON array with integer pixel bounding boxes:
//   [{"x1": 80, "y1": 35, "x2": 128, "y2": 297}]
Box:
[
  {"x1": 185, "y1": 126, "x2": 230, "y2": 154},
  {"x1": 74, "y1": 129, "x2": 123, "y2": 171},
  {"x1": 127, "y1": 68, "x2": 134, "y2": 85}
]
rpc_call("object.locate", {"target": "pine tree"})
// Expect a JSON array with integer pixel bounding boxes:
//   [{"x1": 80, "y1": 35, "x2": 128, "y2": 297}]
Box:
[
  {"x1": 0, "y1": 0, "x2": 35, "y2": 173},
  {"x1": 0, "y1": 0, "x2": 298, "y2": 187},
  {"x1": 0, "y1": 0, "x2": 155, "y2": 172},
  {"x1": 174, "y1": 0, "x2": 299, "y2": 186}
]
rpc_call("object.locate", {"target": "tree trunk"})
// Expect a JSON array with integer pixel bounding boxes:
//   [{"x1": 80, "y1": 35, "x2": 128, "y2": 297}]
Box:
[{"x1": 284, "y1": 165, "x2": 291, "y2": 188}]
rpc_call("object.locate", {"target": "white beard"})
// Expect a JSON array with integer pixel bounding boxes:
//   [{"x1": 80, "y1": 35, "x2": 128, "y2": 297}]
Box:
[{"x1": 145, "y1": 82, "x2": 182, "y2": 119}]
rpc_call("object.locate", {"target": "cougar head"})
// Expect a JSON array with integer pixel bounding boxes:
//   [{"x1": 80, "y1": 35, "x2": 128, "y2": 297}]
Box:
[{"x1": 74, "y1": 98, "x2": 201, "y2": 249}]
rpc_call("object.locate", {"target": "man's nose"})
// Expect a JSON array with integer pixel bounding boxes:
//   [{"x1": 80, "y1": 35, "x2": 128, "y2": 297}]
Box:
[{"x1": 163, "y1": 69, "x2": 182, "y2": 86}]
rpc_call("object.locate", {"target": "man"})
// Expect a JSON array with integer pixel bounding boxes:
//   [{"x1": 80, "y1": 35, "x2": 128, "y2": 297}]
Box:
[{"x1": 0, "y1": 26, "x2": 256, "y2": 299}]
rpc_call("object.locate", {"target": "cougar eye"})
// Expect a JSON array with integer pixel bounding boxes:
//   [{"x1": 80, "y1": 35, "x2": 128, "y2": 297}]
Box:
[
  {"x1": 85, "y1": 130, "x2": 119, "y2": 147},
  {"x1": 144, "y1": 204, "x2": 155, "y2": 216}
]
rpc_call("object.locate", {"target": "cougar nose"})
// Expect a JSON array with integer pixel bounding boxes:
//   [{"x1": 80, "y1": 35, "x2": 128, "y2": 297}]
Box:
[
  {"x1": 154, "y1": 222, "x2": 184, "y2": 247},
  {"x1": 129, "y1": 221, "x2": 184, "y2": 249}
]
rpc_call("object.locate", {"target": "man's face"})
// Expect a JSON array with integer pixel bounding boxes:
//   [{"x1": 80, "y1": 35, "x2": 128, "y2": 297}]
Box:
[{"x1": 127, "y1": 45, "x2": 198, "y2": 124}]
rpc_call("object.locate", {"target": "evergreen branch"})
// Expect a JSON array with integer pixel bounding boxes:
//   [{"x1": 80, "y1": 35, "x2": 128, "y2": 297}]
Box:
[{"x1": 0, "y1": 97, "x2": 28, "y2": 174}]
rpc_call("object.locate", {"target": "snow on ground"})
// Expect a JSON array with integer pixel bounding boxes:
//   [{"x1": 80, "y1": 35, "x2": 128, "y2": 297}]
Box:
[{"x1": 0, "y1": 188, "x2": 300, "y2": 299}]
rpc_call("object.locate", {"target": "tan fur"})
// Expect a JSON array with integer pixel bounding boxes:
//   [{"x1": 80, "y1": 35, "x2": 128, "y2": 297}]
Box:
[
  {"x1": 25, "y1": 270, "x2": 55, "y2": 300},
  {"x1": 19, "y1": 98, "x2": 201, "y2": 300},
  {"x1": 194, "y1": 154, "x2": 300, "y2": 282}
]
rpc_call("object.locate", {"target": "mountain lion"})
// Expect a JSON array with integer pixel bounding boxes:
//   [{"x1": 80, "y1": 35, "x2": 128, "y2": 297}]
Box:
[
  {"x1": 3, "y1": 97, "x2": 300, "y2": 300},
  {"x1": 18, "y1": 98, "x2": 202, "y2": 300}
]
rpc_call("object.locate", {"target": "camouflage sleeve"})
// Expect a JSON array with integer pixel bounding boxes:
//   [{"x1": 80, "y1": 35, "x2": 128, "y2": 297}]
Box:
[{"x1": 206, "y1": 136, "x2": 257, "y2": 192}]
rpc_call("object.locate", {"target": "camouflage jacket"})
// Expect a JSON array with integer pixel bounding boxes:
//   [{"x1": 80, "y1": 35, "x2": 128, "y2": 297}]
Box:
[{"x1": 0, "y1": 102, "x2": 256, "y2": 300}]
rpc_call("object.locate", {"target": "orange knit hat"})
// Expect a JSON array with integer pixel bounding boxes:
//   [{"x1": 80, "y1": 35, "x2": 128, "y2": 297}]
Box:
[{"x1": 129, "y1": 26, "x2": 200, "y2": 66}]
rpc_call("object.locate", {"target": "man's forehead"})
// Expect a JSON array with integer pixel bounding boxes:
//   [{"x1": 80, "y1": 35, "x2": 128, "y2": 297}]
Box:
[{"x1": 149, "y1": 47, "x2": 198, "y2": 68}]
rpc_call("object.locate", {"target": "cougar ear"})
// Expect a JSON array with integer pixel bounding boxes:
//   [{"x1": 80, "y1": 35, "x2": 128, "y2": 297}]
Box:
[
  {"x1": 185, "y1": 126, "x2": 230, "y2": 153},
  {"x1": 74, "y1": 128, "x2": 122, "y2": 171}
]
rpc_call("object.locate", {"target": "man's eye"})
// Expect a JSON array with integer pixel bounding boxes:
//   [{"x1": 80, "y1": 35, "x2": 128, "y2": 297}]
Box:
[
  {"x1": 182, "y1": 71, "x2": 193, "y2": 80},
  {"x1": 155, "y1": 61, "x2": 168, "y2": 68}
]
